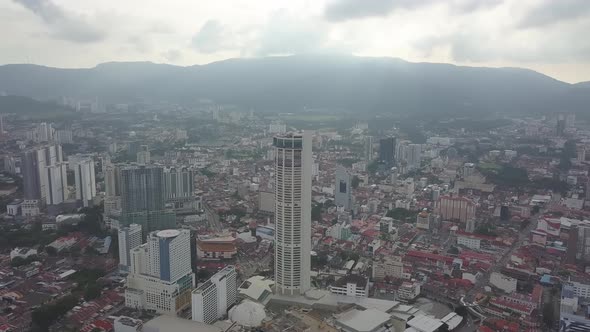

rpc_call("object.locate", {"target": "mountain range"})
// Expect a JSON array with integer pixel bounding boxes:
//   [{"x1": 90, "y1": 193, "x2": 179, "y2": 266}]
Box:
[{"x1": 0, "y1": 55, "x2": 588, "y2": 115}]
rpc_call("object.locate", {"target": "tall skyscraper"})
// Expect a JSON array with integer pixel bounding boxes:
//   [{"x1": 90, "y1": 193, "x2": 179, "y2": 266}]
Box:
[
  {"x1": 118, "y1": 223, "x2": 143, "y2": 272},
  {"x1": 70, "y1": 157, "x2": 96, "y2": 207},
  {"x1": 191, "y1": 266, "x2": 238, "y2": 324},
  {"x1": 364, "y1": 136, "x2": 374, "y2": 163},
  {"x1": 407, "y1": 144, "x2": 422, "y2": 169},
  {"x1": 379, "y1": 137, "x2": 396, "y2": 165},
  {"x1": 557, "y1": 114, "x2": 566, "y2": 136},
  {"x1": 120, "y1": 165, "x2": 176, "y2": 233},
  {"x1": 335, "y1": 165, "x2": 352, "y2": 210},
  {"x1": 273, "y1": 132, "x2": 312, "y2": 295},
  {"x1": 104, "y1": 164, "x2": 122, "y2": 220},
  {"x1": 21, "y1": 145, "x2": 66, "y2": 207},
  {"x1": 125, "y1": 229, "x2": 194, "y2": 315}
]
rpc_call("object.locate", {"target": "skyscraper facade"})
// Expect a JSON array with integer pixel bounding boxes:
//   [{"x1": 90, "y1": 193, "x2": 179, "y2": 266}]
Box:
[
  {"x1": 125, "y1": 229, "x2": 194, "y2": 315},
  {"x1": 379, "y1": 137, "x2": 396, "y2": 165},
  {"x1": 273, "y1": 132, "x2": 312, "y2": 295},
  {"x1": 21, "y1": 145, "x2": 66, "y2": 207},
  {"x1": 163, "y1": 166, "x2": 195, "y2": 211},
  {"x1": 335, "y1": 165, "x2": 352, "y2": 210},
  {"x1": 120, "y1": 165, "x2": 175, "y2": 233},
  {"x1": 70, "y1": 157, "x2": 96, "y2": 207},
  {"x1": 364, "y1": 136, "x2": 374, "y2": 162},
  {"x1": 191, "y1": 266, "x2": 238, "y2": 324}
]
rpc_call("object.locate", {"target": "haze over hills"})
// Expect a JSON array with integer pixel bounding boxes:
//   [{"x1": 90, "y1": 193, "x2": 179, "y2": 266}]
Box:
[{"x1": 0, "y1": 55, "x2": 588, "y2": 115}]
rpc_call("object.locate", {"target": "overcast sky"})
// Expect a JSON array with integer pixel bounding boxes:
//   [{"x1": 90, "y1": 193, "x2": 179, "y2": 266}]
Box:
[{"x1": 1, "y1": 0, "x2": 589, "y2": 83}]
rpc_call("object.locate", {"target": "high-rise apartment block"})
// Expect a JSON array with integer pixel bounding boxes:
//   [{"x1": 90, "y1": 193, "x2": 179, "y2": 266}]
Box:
[
  {"x1": 125, "y1": 229, "x2": 194, "y2": 315},
  {"x1": 273, "y1": 132, "x2": 312, "y2": 295},
  {"x1": 118, "y1": 223, "x2": 143, "y2": 272},
  {"x1": 69, "y1": 156, "x2": 96, "y2": 207},
  {"x1": 21, "y1": 145, "x2": 67, "y2": 210},
  {"x1": 191, "y1": 266, "x2": 237, "y2": 324}
]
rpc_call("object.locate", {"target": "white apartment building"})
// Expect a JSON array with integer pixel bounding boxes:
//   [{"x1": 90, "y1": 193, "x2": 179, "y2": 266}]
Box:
[
  {"x1": 273, "y1": 133, "x2": 312, "y2": 296},
  {"x1": 192, "y1": 266, "x2": 238, "y2": 324},
  {"x1": 70, "y1": 156, "x2": 96, "y2": 207},
  {"x1": 118, "y1": 223, "x2": 143, "y2": 272}
]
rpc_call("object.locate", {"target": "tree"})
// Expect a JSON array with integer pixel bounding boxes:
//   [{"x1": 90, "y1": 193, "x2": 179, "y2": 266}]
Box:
[
  {"x1": 45, "y1": 246, "x2": 58, "y2": 256},
  {"x1": 84, "y1": 283, "x2": 102, "y2": 301},
  {"x1": 352, "y1": 176, "x2": 360, "y2": 189},
  {"x1": 311, "y1": 204, "x2": 323, "y2": 221}
]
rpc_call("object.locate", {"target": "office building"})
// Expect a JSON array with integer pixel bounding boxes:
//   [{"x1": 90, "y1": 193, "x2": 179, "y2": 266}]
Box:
[
  {"x1": 273, "y1": 132, "x2": 312, "y2": 296},
  {"x1": 120, "y1": 165, "x2": 176, "y2": 233},
  {"x1": 379, "y1": 137, "x2": 396, "y2": 165},
  {"x1": 137, "y1": 145, "x2": 150, "y2": 164},
  {"x1": 118, "y1": 223, "x2": 143, "y2": 272},
  {"x1": 192, "y1": 266, "x2": 237, "y2": 324},
  {"x1": 335, "y1": 165, "x2": 352, "y2": 210},
  {"x1": 435, "y1": 195, "x2": 476, "y2": 223},
  {"x1": 69, "y1": 156, "x2": 96, "y2": 207},
  {"x1": 125, "y1": 229, "x2": 194, "y2": 315}
]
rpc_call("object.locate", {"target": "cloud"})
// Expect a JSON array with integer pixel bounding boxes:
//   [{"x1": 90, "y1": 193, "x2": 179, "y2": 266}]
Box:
[
  {"x1": 255, "y1": 10, "x2": 328, "y2": 56},
  {"x1": 323, "y1": 0, "x2": 500, "y2": 21},
  {"x1": 451, "y1": 0, "x2": 504, "y2": 13},
  {"x1": 13, "y1": 0, "x2": 105, "y2": 43},
  {"x1": 162, "y1": 49, "x2": 182, "y2": 62},
  {"x1": 191, "y1": 20, "x2": 228, "y2": 53},
  {"x1": 324, "y1": 0, "x2": 424, "y2": 21},
  {"x1": 519, "y1": 0, "x2": 590, "y2": 28}
]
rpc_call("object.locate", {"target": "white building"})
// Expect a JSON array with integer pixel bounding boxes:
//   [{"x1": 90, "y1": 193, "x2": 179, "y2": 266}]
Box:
[
  {"x1": 118, "y1": 224, "x2": 143, "y2": 272},
  {"x1": 398, "y1": 281, "x2": 421, "y2": 301},
  {"x1": 125, "y1": 229, "x2": 194, "y2": 315},
  {"x1": 457, "y1": 234, "x2": 481, "y2": 249},
  {"x1": 70, "y1": 157, "x2": 96, "y2": 207},
  {"x1": 372, "y1": 256, "x2": 407, "y2": 280},
  {"x1": 490, "y1": 272, "x2": 517, "y2": 293},
  {"x1": 329, "y1": 275, "x2": 369, "y2": 297},
  {"x1": 192, "y1": 266, "x2": 238, "y2": 324},
  {"x1": 273, "y1": 132, "x2": 312, "y2": 296}
]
